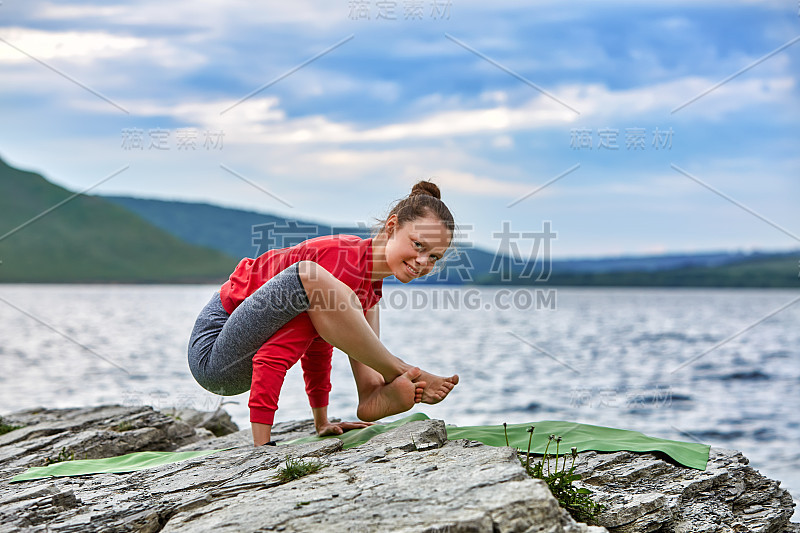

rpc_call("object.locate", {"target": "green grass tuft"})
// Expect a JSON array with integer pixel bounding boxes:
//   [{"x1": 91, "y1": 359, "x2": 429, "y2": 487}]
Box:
[
  {"x1": 273, "y1": 456, "x2": 324, "y2": 483},
  {"x1": 0, "y1": 417, "x2": 23, "y2": 436}
]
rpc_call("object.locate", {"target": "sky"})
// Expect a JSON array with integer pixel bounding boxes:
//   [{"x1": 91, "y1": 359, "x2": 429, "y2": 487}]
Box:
[{"x1": 0, "y1": 0, "x2": 798, "y2": 258}]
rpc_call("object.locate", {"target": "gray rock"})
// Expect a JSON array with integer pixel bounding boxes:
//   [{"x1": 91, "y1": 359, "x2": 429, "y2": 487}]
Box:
[
  {"x1": 159, "y1": 407, "x2": 238, "y2": 438},
  {"x1": 163, "y1": 423, "x2": 600, "y2": 533},
  {"x1": 0, "y1": 405, "x2": 203, "y2": 482},
  {"x1": 570, "y1": 447, "x2": 796, "y2": 533},
  {"x1": 0, "y1": 405, "x2": 795, "y2": 533}
]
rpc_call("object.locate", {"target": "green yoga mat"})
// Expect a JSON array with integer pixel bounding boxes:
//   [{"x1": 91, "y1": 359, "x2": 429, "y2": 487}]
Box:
[
  {"x1": 448, "y1": 420, "x2": 710, "y2": 471},
  {"x1": 10, "y1": 414, "x2": 709, "y2": 483},
  {"x1": 10, "y1": 449, "x2": 224, "y2": 483},
  {"x1": 283, "y1": 413, "x2": 710, "y2": 471}
]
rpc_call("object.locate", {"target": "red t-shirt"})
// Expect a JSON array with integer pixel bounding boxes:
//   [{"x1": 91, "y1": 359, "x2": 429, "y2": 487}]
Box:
[{"x1": 218, "y1": 235, "x2": 383, "y2": 425}]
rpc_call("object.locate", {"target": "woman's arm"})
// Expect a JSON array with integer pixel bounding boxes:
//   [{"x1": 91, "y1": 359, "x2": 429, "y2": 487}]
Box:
[{"x1": 365, "y1": 304, "x2": 380, "y2": 337}]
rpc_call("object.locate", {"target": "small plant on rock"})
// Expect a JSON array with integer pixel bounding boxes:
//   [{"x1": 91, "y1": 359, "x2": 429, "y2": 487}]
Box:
[
  {"x1": 273, "y1": 456, "x2": 324, "y2": 483},
  {"x1": 44, "y1": 447, "x2": 75, "y2": 466},
  {"x1": 0, "y1": 417, "x2": 23, "y2": 436},
  {"x1": 505, "y1": 423, "x2": 605, "y2": 524},
  {"x1": 111, "y1": 421, "x2": 135, "y2": 432}
]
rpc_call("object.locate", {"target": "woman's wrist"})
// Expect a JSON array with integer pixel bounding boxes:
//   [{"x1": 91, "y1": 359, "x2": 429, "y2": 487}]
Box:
[{"x1": 311, "y1": 405, "x2": 329, "y2": 431}]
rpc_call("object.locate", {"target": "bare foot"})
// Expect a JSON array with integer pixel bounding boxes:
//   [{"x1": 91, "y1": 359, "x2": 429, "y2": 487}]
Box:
[
  {"x1": 417, "y1": 370, "x2": 459, "y2": 404},
  {"x1": 357, "y1": 367, "x2": 427, "y2": 422}
]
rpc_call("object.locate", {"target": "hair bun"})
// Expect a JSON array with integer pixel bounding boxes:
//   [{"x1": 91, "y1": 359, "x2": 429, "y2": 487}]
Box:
[{"x1": 410, "y1": 180, "x2": 441, "y2": 200}]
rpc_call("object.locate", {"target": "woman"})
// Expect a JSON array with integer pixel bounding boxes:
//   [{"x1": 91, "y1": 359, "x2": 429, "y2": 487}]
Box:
[{"x1": 188, "y1": 180, "x2": 459, "y2": 446}]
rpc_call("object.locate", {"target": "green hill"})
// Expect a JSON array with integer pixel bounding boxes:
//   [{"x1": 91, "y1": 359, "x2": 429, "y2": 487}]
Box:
[
  {"x1": 477, "y1": 253, "x2": 799, "y2": 288},
  {"x1": 101, "y1": 195, "x2": 497, "y2": 285},
  {"x1": 102, "y1": 196, "x2": 361, "y2": 261},
  {"x1": 0, "y1": 157, "x2": 237, "y2": 282}
]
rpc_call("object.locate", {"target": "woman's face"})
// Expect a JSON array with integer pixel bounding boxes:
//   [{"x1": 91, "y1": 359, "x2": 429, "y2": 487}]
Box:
[{"x1": 383, "y1": 213, "x2": 451, "y2": 283}]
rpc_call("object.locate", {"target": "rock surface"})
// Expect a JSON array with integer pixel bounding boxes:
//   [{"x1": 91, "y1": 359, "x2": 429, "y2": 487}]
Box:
[
  {"x1": 0, "y1": 405, "x2": 796, "y2": 532},
  {"x1": 574, "y1": 447, "x2": 797, "y2": 533}
]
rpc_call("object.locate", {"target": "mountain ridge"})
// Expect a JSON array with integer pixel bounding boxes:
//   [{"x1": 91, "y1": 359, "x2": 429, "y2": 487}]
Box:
[
  {"x1": 102, "y1": 194, "x2": 799, "y2": 287},
  {"x1": 0, "y1": 157, "x2": 237, "y2": 283}
]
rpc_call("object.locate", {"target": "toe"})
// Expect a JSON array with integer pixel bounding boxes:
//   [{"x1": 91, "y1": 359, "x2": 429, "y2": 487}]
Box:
[{"x1": 405, "y1": 367, "x2": 422, "y2": 380}]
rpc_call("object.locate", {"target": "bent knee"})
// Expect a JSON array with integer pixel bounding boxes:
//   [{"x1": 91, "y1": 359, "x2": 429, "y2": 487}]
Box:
[{"x1": 296, "y1": 260, "x2": 339, "y2": 288}]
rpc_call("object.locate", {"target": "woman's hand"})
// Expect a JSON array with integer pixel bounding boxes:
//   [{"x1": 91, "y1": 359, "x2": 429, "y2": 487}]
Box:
[
  {"x1": 316, "y1": 420, "x2": 374, "y2": 436},
  {"x1": 312, "y1": 406, "x2": 373, "y2": 436}
]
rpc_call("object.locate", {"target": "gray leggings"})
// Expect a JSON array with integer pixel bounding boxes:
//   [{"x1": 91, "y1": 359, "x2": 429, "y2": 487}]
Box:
[{"x1": 187, "y1": 262, "x2": 310, "y2": 396}]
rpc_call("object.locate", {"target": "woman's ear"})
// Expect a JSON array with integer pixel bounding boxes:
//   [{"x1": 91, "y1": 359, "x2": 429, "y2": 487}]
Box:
[{"x1": 385, "y1": 214, "x2": 398, "y2": 236}]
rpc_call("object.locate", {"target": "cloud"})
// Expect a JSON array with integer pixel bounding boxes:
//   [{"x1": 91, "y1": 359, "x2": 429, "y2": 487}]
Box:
[
  {"x1": 206, "y1": 142, "x2": 534, "y2": 201},
  {"x1": 32, "y1": 0, "x2": 346, "y2": 31},
  {"x1": 0, "y1": 26, "x2": 207, "y2": 73},
  {"x1": 492, "y1": 135, "x2": 514, "y2": 148},
  {"x1": 129, "y1": 96, "x2": 287, "y2": 127},
  {"x1": 568, "y1": 76, "x2": 796, "y2": 120},
  {"x1": 101, "y1": 72, "x2": 796, "y2": 146},
  {"x1": 0, "y1": 27, "x2": 147, "y2": 64},
  {"x1": 34, "y1": 4, "x2": 131, "y2": 20},
  {"x1": 404, "y1": 167, "x2": 532, "y2": 197}
]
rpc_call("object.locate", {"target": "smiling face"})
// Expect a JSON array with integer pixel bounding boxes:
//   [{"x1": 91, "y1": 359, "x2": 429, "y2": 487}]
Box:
[{"x1": 382, "y1": 213, "x2": 451, "y2": 283}]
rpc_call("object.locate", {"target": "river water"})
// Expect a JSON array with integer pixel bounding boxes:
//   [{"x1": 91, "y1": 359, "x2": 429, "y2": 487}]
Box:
[{"x1": 1, "y1": 284, "x2": 798, "y2": 510}]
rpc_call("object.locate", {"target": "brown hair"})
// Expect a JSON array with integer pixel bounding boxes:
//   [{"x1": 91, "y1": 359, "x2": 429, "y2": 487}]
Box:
[{"x1": 377, "y1": 180, "x2": 455, "y2": 239}]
